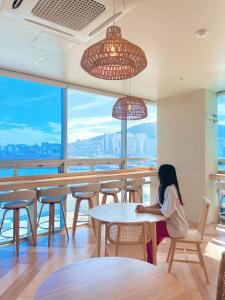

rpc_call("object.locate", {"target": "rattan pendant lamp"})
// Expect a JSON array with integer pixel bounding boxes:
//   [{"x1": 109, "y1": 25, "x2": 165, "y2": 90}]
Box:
[
  {"x1": 80, "y1": 0, "x2": 147, "y2": 80},
  {"x1": 112, "y1": 80, "x2": 148, "y2": 120}
]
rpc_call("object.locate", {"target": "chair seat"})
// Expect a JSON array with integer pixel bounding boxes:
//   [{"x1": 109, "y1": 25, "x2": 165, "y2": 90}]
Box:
[
  {"x1": 172, "y1": 229, "x2": 202, "y2": 243},
  {"x1": 1, "y1": 200, "x2": 33, "y2": 209},
  {"x1": 40, "y1": 197, "x2": 62, "y2": 204},
  {"x1": 101, "y1": 188, "x2": 120, "y2": 195},
  {"x1": 75, "y1": 192, "x2": 95, "y2": 199}
]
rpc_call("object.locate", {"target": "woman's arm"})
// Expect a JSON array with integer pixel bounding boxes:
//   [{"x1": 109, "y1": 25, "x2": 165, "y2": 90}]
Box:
[{"x1": 135, "y1": 204, "x2": 163, "y2": 215}]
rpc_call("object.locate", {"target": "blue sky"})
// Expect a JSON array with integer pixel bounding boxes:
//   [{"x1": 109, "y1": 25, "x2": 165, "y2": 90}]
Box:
[{"x1": 0, "y1": 75, "x2": 157, "y2": 145}]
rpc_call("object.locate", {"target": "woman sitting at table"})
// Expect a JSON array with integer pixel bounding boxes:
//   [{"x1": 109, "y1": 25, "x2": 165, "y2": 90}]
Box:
[{"x1": 136, "y1": 164, "x2": 188, "y2": 264}]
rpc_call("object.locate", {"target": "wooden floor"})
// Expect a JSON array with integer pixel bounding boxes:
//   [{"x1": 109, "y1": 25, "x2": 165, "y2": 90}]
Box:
[{"x1": 0, "y1": 223, "x2": 224, "y2": 300}]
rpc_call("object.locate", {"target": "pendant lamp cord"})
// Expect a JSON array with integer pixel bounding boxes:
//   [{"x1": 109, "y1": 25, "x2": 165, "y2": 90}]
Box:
[
  {"x1": 129, "y1": 79, "x2": 131, "y2": 96},
  {"x1": 113, "y1": 0, "x2": 115, "y2": 26}
]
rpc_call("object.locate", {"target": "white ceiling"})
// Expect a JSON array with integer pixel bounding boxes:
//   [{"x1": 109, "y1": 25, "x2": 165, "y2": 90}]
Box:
[{"x1": 1, "y1": 0, "x2": 225, "y2": 101}]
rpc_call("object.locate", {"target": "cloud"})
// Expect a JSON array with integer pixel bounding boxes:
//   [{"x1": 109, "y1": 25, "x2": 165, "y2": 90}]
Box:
[
  {"x1": 0, "y1": 127, "x2": 60, "y2": 145},
  {"x1": 48, "y1": 122, "x2": 61, "y2": 134}
]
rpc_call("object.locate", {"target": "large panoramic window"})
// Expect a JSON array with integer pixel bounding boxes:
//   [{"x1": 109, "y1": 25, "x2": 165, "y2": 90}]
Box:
[
  {"x1": 218, "y1": 93, "x2": 225, "y2": 165},
  {"x1": 127, "y1": 103, "x2": 157, "y2": 167},
  {"x1": 67, "y1": 88, "x2": 122, "y2": 159},
  {"x1": 0, "y1": 75, "x2": 63, "y2": 161}
]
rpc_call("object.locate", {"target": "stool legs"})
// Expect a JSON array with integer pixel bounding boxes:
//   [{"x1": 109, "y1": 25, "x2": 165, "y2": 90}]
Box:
[
  {"x1": 25, "y1": 207, "x2": 36, "y2": 246},
  {"x1": 59, "y1": 202, "x2": 69, "y2": 240},
  {"x1": 72, "y1": 199, "x2": 81, "y2": 239},
  {"x1": 14, "y1": 209, "x2": 20, "y2": 257},
  {"x1": 102, "y1": 193, "x2": 119, "y2": 205},
  {"x1": 102, "y1": 194, "x2": 107, "y2": 205},
  {"x1": 72, "y1": 198, "x2": 96, "y2": 239},
  {"x1": 48, "y1": 204, "x2": 54, "y2": 247}
]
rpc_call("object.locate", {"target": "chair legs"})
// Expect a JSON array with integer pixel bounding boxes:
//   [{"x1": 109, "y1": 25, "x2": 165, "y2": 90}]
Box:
[
  {"x1": 166, "y1": 240, "x2": 173, "y2": 262},
  {"x1": 196, "y1": 243, "x2": 209, "y2": 283},
  {"x1": 167, "y1": 240, "x2": 209, "y2": 283},
  {"x1": 168, "y1": 240, "x2": 176, "y2": 273}
]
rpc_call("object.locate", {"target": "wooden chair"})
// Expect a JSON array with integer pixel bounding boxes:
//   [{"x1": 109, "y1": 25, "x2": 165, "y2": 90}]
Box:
[
  {"x1": 167, "y1": 197, "x2": 210, "y2": 283},
  {"x1": 0, "y1": 190, "x2": 36, "y2": 257},
  {"x1": 216, "y1": 251, "x2": 225, "y2": 300},
  {"x1": 105, "y1": 222, "x2": 150, "y2": 261},
  {"x1": 122, "y1": 178, "x2": 145, "y2": 203},
  {"x1": 71, "y1": 183, "x2": 100, "y2": 239},
  {"x1": 100, "y1": 181, "x2": 124, "y2": 204},
  {"x1": 37, "y1": 186, "x2": 69, "y2": 247}
]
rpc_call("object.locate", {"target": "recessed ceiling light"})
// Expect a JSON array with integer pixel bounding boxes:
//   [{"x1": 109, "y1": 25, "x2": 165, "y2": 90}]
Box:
[
  {"x1": 39, "y1": 57, "x2": 44, "y2": 61},
  {"x1": 195, "y1": 29, "x2": 208, "y2": 38}
]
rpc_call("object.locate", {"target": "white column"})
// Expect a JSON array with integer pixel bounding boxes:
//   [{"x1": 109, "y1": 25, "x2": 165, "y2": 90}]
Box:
[{"x1": 158, "y1": 90, "x2": 217, "y2": 223}]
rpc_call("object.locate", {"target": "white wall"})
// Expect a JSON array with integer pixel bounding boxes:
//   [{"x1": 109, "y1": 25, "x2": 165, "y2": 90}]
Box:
[{"x1": 157, "y1": 90, "x2": 217, "y2": 223}]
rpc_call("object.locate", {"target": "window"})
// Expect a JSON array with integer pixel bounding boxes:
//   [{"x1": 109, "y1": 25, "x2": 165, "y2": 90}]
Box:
[
  {"x1": 0, "y1": 76, "x2": 63, "y2": 160},
  {"x1": 67, "y1": 89, "x2": 122, "y2": 159},
  {"x1": 218, "y1": 93, "x2": 225, "y2": 170},
  {"x1": 127, "y1": 103, "x2": 157, "y2": 167}
]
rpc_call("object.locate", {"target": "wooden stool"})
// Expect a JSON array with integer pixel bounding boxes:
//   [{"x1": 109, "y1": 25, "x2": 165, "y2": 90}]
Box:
[
  {"x1": 0, "y1": 190, "x2": 36, "y2": 257},
  {"x1": 37, "y1": 186, "x2": 69, "y2": 247},
  {"x1": 122, "y1": 178, "x2": 145, "y2": 203},
  {"x1": 100, "y1": 181, "x2": 124, "y2": 205},
  {"x1": 71, "y1": 183, "x2": 100, "y2": 239}
]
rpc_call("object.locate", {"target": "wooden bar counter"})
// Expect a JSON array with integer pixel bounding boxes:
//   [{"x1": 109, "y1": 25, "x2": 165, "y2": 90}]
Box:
[{"x1": 0, "y1": 168, "x2": 157, "y2": 191}]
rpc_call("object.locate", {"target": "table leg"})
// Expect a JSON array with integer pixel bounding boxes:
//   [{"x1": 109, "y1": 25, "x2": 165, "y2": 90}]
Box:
[
  {"x1": 151, "y1": 222, "x2": 157, "y2": 265},
  {"x1": 93, "y1": 220, "x2": 101, "y2": 257},
  {"x1": 27, "y1": 197, "x2": 37, "y2": 246}
]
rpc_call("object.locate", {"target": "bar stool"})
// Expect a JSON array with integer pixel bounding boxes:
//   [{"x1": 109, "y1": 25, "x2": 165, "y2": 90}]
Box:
[
  {"x1": 71, "y1": 183, "x2": 100, "y2": 239},
  {"x1": 37, "y1": 186, "x2": 69, "y2": 247},
  {"x1": 100, "y1": 181, "x2": 125, "y2": 205},
  {"x1": 0, "y1": 190, "x2": 36, "y2": 257},
  {"x1": 122, "y1": 178, "x2": 145, "y2": 203}
]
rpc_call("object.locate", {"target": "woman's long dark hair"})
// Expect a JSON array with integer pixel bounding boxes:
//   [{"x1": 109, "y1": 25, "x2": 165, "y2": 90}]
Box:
[{"x1": 158, "y1": 164, "x2": 183, "y2": 205}]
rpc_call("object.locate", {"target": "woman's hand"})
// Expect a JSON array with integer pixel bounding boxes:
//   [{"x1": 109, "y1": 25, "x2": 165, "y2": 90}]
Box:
[{"x1": 135, "y1": 205, "x2": 146, "y2": 213}]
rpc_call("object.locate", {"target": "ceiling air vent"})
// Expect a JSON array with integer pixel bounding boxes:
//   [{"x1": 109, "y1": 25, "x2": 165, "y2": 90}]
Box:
[
  {"x1": 0, "y1": 0, "x2": 139, "y2": 42},
  {"x1": 31, "y1": 0, "x2": 106, "y2": 32}
]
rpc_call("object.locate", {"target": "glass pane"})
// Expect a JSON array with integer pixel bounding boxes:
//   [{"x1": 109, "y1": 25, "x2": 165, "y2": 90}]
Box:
[
  {"x1": 68, "y1": 165, "x2": 92, "y2": 173},
  {"x1": 0, "y1": 168, "x2": 14, "y2": 177},
  {"x1": 18, "y1": 167, "x2": 60, "y2": 176},
  {"x1": 67, "y1": 89, "x2": 121, "y2": 158},
  {"x1": 218, "y1": 93, "x2": 225, "y2": 170},
  {"x1": 127, "y1": 103, "x2": 157, "y2": 166},
  {"x1": 94, "y1": 164, "x2": 120, "y2": 171},
  {"x1": 0, "y1": 75, "x2": 62, "y2": 160}
]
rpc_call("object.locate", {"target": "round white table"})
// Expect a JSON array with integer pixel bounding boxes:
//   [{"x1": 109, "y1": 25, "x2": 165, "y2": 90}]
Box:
[
  {"x1": 34, "y1": 257, "x2": 185, "y2": 300},
  {"x1": 89, "y1": 203, "x2": 164, "y2": 264}
]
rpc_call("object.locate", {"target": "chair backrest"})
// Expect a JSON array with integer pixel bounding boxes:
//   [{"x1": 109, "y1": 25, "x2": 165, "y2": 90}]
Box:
[
  {"x1": 197, "y1": 197, "x2": 210, "y2": 240},
  {"x1": 70, "y1": 183, "x2": 100, "y2": 195},
  {"x1": 0, "y1": 189, "x2": 36, "y2": 202},
  {"x1": 37, "y1": 186, "x2": 70, "y2": 198},
  {"x1": 216, "y1": 251, "x2": 225, "y2": 300},
  {"x1": 101, "y1": 181, "x2": 124, "y2": 190},
  {"x1": 106, "y1": 222, "x2": 148, "y2": 257},
  {"x1": 126, "y1": 178, "x2": 145, "y2": 188}
]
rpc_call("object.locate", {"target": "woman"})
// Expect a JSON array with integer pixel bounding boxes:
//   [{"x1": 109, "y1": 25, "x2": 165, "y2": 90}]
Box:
[{"x1": 136, "y1": 164, "x2": 188, "y2": 264}]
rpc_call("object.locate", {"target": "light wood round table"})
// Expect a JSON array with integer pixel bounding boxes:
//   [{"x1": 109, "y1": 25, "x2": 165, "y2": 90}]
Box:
[
  {"x1": 34, "y1": 257, "x2": 185, "y2": 300},
  {"x1": 89, "y1": 203, "x2": 164, "y2": 264}
]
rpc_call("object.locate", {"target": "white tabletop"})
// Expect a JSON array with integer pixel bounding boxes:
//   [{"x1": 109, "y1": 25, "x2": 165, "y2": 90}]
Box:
[{"x1": 89, "y1": 203, "x2": 164, "y2": 223}]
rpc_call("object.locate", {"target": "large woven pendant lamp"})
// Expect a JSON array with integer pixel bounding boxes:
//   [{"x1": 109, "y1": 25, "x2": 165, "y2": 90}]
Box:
[
  {"x1": 80, "y1": 1, "x2": 147, "y2": 80},
  {"x1": 112, "y1": 80, "x2": 148, "y2": 120}
]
